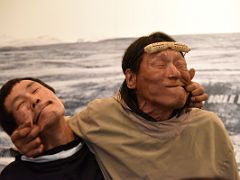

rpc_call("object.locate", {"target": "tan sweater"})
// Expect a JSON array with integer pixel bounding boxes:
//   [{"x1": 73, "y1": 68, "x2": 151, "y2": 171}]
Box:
[{"x1": 69, "y1": 96, "x2": 239, "y2": 180}]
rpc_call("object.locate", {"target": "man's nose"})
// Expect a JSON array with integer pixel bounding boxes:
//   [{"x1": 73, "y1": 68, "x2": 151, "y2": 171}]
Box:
[
  {"x1": 32, "y1": 98, "x2": 40, "y2": 109},
  {"x1": 167, "y1": 64, "x2": 181, "y2": 78}
]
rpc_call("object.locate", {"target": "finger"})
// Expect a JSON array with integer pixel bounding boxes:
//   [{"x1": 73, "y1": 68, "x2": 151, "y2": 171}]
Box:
[
  {"x1": 18, "y1": 121, "x2": 32, "y2": 129},
  {"x1": 11, "y1": 127, "x2": 32, "y2": 141},
  {"x1": 191, "y1": 93, "x2": 209, "y2": 103},
  {"x1": 14, "y1": 135, "x2": 42, "y2": 155},
  {"x1": 181, "y1": 70, "x2": 191, "y2": 84},
  {"x1": 191, "y1": 87, "x2": 204, "y2": 96},
  {"x1": 185, "y1": 82, "x2": 204, "y2": 94},
  {"x1": 188, "y1": 68, "x2": 195, "y2": 80},
  {"x1": 25, "y1": 144, "x2": 44, "y2": 157},
  {"x1": 11, "y1": 121, "x2": 33, "y2": 140},
  {"x1": 11, "y1": 125, "x2": 40, "y2": 143},
  {"x1": 19, "y1": 137, "x2": 42, "y2": 155},
  {"x1": 22, "y1": 125, "x2": 41, "y2": 144}
]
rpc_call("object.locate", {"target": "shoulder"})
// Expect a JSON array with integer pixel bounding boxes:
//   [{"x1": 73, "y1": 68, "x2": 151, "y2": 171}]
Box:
[
  {"x1": 88, "y1": 96, "x2": 119, "y2": 108},
  {"x1": 0, "y1": 159, "x2": 25, "y2": 179},
  {"x1": 68, "y1": 96, "x2": 122, "y2": 133},
  {"x1": 190, "y1": 108, "x2": 225, "y2": 128},
  {"x1": 190, "y1": 108, "x2": 218, "y2": 118},
  {"x1": 189, "y1": 108, "x2": 232, "y2": 144},
  {"x1": 81, "y1": 96, "x2": 121, "y2": 115}
]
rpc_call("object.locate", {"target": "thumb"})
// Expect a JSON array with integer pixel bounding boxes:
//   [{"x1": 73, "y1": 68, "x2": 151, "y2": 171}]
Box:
[{"x1": 188, "y1": 68, "x2": 195, "y2": 81}]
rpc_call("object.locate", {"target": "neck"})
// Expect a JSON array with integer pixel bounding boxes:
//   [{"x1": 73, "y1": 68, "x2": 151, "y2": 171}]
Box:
[
  {"x1": 40, "y1": 117, "x2": 75, "y2": 151},
  {"x1": 138, "y1": 101, "x2": 174, "y2": 121}
]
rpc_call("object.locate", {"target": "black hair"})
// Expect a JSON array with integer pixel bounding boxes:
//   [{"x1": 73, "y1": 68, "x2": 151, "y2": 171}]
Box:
[
  {"x1": 0, "y1": 77, "x2": 55, "y2": 135},
  {"x1": 120, "y1": 32, "x2": 176, "y2": 121}
]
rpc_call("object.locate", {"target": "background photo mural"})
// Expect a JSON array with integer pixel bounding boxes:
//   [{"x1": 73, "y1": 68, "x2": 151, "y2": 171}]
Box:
[{"x1": 0, "y1": 33, "x2": 240, "y2": 173}]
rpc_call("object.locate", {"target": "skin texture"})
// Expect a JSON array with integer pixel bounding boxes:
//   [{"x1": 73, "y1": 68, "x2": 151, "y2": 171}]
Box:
[{"x1": 125, "y1": 49, "x2": 193, "y2": 121}]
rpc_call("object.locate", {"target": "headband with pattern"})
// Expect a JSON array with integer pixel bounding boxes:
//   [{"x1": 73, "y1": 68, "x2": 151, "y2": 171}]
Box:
[{"x1": 144, "y1": 42, "x2": 191, "y2": 54}]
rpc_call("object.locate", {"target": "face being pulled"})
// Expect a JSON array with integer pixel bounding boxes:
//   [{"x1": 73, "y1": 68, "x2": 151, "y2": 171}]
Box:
[
  {"x1": 129, "y1": 49, "x2": 190, "y2": 113},
  {"x1": 4, "y1": 80, "x2": 65, "y2": 131}
]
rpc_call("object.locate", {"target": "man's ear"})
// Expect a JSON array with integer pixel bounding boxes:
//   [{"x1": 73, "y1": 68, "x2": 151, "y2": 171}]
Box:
[{"x1": 125, "y1": 68, "x2": 136, "y2": 89}]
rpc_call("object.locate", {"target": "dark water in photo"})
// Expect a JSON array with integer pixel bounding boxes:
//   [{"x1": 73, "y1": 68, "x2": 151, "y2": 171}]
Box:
[{"x1": 1, "y1": 33, "x2": 240, "y2": 172}]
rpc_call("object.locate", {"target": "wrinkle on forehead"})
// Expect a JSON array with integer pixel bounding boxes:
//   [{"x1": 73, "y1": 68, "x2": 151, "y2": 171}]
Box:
[{"x1": 147, "y1": 49, "x2": 184, "y2": 62}]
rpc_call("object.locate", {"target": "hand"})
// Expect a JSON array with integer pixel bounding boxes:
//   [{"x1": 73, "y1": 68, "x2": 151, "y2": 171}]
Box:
[
  {"x1": 185, "y1": 82, "x2": 208, "y2": 108},
  {"x1": 180, "y1": 68, "x2": 195, "y2": 85},
  {"x1": 180, "y1": 68, "x2": 208, "y2": 108},
  {"x1": 11, "y1": 121, "x2": 44, "y2": 157}
]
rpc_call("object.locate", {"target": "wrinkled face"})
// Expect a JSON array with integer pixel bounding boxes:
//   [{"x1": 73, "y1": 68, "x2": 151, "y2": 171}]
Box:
[
  {"x1": 127, "y1": 49, "x2": 189, "y2": 111},
  {"x1": 4, "y1": 80, "x2": 65, "y2": 131}
]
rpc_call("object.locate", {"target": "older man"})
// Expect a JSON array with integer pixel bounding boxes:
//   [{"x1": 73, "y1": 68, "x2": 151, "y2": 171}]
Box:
[
  {"x1": 10, "y1": 32, "x2": 237, "y2": 179},
  {"x1": 68, "y1": 32, "x2": 238, "y2": 179}
]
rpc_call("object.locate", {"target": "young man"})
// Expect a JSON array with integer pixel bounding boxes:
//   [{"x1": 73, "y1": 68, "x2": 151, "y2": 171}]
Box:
[
  {"x1": 0, "y1": 78, "x2": 103, "y2": 180},
  {"x1": 10, "y1": 32, "x2": 236, "y2": 179}
]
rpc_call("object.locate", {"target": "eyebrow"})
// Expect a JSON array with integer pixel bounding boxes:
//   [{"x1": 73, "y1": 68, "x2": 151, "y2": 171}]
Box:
[
  {"x1": 26, "y1": 81, "x2": 35, "y2": 89},
  {"x1": 11, "y1": 81, "x2": 36, "y2": 107}
]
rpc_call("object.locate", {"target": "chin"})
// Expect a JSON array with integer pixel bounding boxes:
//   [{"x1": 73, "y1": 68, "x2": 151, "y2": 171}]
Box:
[
  {"x1": 168, "y1": 91, "x2": 188, "y2": 108},
  {"x1": 38, "y1": 111, "x2": 61, "y2": 131},
  {"x1": 174, "y1": 101, "x2": 187, "y2": 109},
  {"x1": 174, "y1": 96, "x2": 188, "y2": 108}
]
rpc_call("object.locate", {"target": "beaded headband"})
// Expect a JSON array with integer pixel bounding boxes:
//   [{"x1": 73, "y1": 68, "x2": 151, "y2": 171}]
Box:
[{"x1": 144, "y1": 42, "x2": 191, "y2": 54}]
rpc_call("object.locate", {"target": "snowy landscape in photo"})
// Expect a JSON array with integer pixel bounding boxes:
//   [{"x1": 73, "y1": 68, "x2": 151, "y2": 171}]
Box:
[{"x1": 0, "y1": 33, "x2": 240, "y2": 173}]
